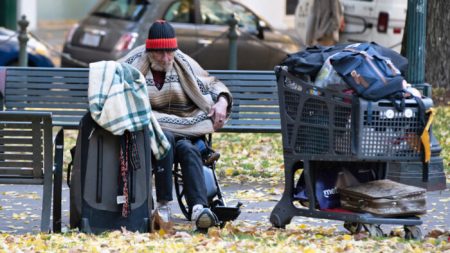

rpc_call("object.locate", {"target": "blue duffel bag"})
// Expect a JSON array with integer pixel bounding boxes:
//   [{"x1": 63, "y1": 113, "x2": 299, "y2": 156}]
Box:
[{"x1": 330, "y1": 43, "x2": 406, "y2": 101}]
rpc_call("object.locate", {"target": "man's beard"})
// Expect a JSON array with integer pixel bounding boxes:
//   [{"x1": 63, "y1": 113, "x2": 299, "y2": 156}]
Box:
[{"x1": 148, "y1": 54, "x2": 174, "y2": 72}]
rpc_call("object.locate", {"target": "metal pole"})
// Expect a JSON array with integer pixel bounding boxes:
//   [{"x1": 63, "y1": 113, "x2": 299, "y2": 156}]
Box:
[
  {"x1": 227, "y1": 13, "x2": 239, "y2": 70},
  {"x1": 18, "y1": 15, "x2": 29, "y2": 67},
  {"x1": 405, "y1": 0, "x2": 429, "y2": 96}
]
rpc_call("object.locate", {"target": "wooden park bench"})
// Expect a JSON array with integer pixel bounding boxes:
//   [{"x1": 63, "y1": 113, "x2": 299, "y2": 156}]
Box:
[{"x1": 0, "y1": 66, "x2": 280, "y2": 232}]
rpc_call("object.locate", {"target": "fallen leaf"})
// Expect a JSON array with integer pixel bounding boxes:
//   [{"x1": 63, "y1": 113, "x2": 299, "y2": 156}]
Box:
[{"x1": 439, "y1": 197, "x2": 450, "y2": 203}]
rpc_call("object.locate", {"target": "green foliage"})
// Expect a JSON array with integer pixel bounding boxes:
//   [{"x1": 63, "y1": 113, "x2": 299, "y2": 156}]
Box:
[{"x1": 432, "y1": 107, "x2": 450, "y2": 172}]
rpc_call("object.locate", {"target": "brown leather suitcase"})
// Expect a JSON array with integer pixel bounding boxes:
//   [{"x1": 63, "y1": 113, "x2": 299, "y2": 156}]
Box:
[{"x1": 339, "y1": 179, "x2": 427, "y2": 217}]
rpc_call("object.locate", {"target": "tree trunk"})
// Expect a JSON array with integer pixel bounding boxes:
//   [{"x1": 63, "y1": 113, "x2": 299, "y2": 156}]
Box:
[{"x1": 425, "y1": 0, "x2": 450, "y2": 92}]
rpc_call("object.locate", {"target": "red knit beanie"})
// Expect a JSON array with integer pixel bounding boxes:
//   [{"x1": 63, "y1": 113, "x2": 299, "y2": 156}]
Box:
[{"x1": 146, "y1": 20, "x2": 178, "y2": 51}]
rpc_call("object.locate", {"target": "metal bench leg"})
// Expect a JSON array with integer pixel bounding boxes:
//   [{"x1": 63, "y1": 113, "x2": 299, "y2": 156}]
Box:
[
  {"x1": 52, "y1": 129, "x2": 64, "y2": 233},
  {"x1": 41, "y1": 167, "x2": 53, "y2": 232},
  {"x1": 41, "y1": 120, "x2": 53, "y2": 232}
]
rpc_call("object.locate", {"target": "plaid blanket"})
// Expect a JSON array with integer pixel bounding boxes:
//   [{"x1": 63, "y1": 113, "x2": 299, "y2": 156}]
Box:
[{"x1": 88, "y1": 61, "x2": 170, "y2": 160}]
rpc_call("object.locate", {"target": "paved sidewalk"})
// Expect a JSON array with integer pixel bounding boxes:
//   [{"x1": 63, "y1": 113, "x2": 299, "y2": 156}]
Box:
[{"x1": 0, "y1": 182, "x2": 448, "y2": 235}]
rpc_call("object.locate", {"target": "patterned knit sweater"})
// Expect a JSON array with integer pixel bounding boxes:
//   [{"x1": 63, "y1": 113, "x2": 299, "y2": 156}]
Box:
[{"x1": 119, "y1": 45, "x2": 232, "y2": 137}]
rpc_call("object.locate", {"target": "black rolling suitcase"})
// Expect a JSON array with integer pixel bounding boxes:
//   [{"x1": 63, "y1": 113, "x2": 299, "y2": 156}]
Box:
[{"x1": 69, "y1": 113, "x2": 153, "y2": 234}]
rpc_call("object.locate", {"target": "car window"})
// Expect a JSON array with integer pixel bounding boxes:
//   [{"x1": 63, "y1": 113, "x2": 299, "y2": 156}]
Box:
[
  {"x1": 199, "y1": 0, "x2": 258, "y2": 31},
  {"x1": 164, "y1": 0, "x2": 195, "y2": 23},
  {"x1": 92, "y1": 0, "x2": 148, "y2": 21}
]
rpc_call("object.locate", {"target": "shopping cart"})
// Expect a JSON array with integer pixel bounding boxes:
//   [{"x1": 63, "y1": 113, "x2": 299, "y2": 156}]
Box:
[{"x1": 269, "y1": 66, "x2": 430, "y2": 239}]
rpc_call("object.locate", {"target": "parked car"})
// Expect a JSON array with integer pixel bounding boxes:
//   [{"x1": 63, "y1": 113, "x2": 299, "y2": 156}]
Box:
[
  {"x1": 294, "y1": 0, "x2": 407, "y2": 52},
  {"x1": 0, "y1": 27, "x2": 54, "y2": 67},
  {"x1": 61, "y1": 0, "x2": 300, "y2": 70}
]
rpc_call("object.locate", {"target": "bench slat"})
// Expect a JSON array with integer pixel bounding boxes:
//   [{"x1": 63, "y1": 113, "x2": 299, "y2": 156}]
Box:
[
  {"x1": 0, "y1": 153, "x2": 39, "y2": 161},
  {"x1": 235, "y1": 100, "x2": 279, "y2": 106},
  {"x1": 210, "y1": 71, "x2": 275, "y2": 79},
  {"x1": 7, "y1": 77, "x2": 89, "y2": 84},
  {"x1": 228, "y1": 87, "x2": 276, "y2": 92},
  {"x1": 0, "y1": 138, "x2": 35, "y2": 145},
  {"x1": 227, "y1": 119, "x2": 280, "y2": 125},
  {"x1": 6, "y1": 68, "x2": 89, "y2": 77},
  {"x1": 230, "y1": 113, "x2": 280, "y2": 119},
  {"x1": 0, "y1": 168, "x2": 35, "y2": 176},
  {"x1": 0, "y1": 146, "x2": 34, "y2": 152},
  {"x1": 5, "y1": 102, "x2": 88, "y2": 110},
  {"x1": 51, "y1": 117, "x2": 85, "y2": 127},
  {"x1": 0, "y1": 161, "x2": 36, "y2": 168},
  {"x1": 6, "y1": 89, "x2": 88, "y2": 97},
  {"x1": 225, "y1": 80, "x2": 276, "y2": 85},
  {"x1": 7, "y1": 83, "x2": 88, "y2": 90},
  {"x1": 0, "y1": 123, "x2": 35, "y2": 129},
  {"x1": 6, "y1": 96, "x2": 88, "y2": 104},
  {"x1": 231, "y1": 93, "x2": 278, "y2": 99},
  {"x1": 0, "y1": 130, "x2": 33, "y2": 136},
  {"x1": 4, "y1": 110, "x2": 86, "y2": 118},
  {"x1": 231, "y1": 107, "x2": 279, "y2": 113},
  {"x1": 50, "y1": 113, "x2": 86, "y2": 118},
  {"x1": 220, "y1": 125, "x2": 280, "y2": 133}
]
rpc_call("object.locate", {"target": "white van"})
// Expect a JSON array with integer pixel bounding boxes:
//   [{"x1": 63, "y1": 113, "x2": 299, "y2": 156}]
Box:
[{"x1": 294, "y1": 0, "x2": 407, "y2": 52}]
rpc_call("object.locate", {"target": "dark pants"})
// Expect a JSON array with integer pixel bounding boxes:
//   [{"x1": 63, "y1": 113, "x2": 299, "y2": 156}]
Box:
[
  {"x1": 154, "y1": 131, "x2": 174, "y2": 203},
  {"x1": 154, "y1": 130, "x2": 208, "y2": 208}
]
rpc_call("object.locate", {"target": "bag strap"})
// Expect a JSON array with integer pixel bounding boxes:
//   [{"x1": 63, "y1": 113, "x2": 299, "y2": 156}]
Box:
[
  {"x1": 420, "y1": 107, "x2": 436, "y2": 165},
  {"x1": 413, "y1": 96, "x2": 436, "y2": 182},
  {"x1": 421, "y1": 108, "x2": 434, "y2": 183}
]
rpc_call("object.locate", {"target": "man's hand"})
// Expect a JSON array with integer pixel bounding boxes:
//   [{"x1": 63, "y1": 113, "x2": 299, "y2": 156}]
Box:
[{"x1": 208, "y1": 96, "x2": 228, "y2": 130}]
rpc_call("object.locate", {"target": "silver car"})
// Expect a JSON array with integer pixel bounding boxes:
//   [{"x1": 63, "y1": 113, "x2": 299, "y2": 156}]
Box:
[{"x1": 61, "y1": 0, "x2": 300, "y2": 70}]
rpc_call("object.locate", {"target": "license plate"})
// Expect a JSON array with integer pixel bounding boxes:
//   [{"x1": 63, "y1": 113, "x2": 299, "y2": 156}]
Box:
[{"x1": 80, "y1": 33, "x2": 101, "y2": 47}]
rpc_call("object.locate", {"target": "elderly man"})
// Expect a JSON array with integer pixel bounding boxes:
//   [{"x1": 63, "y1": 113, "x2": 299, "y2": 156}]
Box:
[{"x1": 119, "y1": 20, "x2": 232, "y2": 231}]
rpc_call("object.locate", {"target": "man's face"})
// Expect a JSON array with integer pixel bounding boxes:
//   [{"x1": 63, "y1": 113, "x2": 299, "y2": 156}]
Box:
[{"x1": 148, "y1": 51, "x2": 175, "y2": 72}]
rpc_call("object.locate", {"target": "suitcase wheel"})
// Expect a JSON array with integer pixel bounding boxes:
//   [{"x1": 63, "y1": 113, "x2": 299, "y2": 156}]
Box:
[
  {"x1": 404, "y1": 225, "x2": 423, "y2": 240},
  {"x1": 362, "y1": 224, "x2": 384, "y2": 237},
  {"x1": 343, "y1": 222, "x2": 362, "y2": 234}
]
